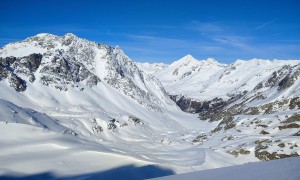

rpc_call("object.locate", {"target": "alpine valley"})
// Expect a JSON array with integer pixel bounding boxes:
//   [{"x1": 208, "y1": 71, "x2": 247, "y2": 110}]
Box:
[{"x1": 0, "y1": 33, "x2": 299, "y2": 179}]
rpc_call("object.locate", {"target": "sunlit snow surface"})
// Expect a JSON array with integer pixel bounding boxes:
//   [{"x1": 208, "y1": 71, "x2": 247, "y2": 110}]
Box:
[
  {"x1": 152, "y1": 157, "x2": 300, "y2": 180},
  {"x1": 0, "y1": 34, "x2": 299, "y2": 179}
]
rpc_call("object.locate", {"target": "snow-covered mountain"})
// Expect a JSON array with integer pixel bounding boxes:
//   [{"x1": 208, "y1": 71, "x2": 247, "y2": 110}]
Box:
[
  {"x1": 0, "y1": 33, "x2": 299, "y2": 179},
  {"x1": 136, "y1": 62, "x2": 168, "y2": 74},
  {"x1": 139, "y1": 55, "x2": 300, "y2": 162},
  {"x1": 150, "y1": 54, "x2": 299, "y2": 100}
]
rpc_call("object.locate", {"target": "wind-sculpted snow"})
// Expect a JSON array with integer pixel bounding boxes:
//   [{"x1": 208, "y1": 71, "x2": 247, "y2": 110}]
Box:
[
  {"x1": 0, "y1": 99, "x2": 75, "y2": 134},
  {"x1": 152, "y1": 157, "x2": 300, "y2": 180}
]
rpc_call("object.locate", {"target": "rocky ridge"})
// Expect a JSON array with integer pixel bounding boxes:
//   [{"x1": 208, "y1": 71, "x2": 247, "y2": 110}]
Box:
[{"x1": 0, "y1": 33, "x2": 172, "y2": 111}]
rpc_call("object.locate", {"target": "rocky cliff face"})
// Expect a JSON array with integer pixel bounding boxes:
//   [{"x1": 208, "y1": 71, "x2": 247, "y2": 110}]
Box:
[
  {"x1": 0, "y1": 54, "x2": 42, "y2": 91},
  {"x1": 0, "y1": 33, "x2": 171, "y2": 111}
]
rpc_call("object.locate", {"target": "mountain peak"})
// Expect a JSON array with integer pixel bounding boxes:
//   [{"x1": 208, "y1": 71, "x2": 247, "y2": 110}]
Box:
[
  {"x1": 63, "y1": 33, "x2": 78, "y2": 38},
  {"x1": 181, "y1": 54, "x2": 196, "y2": 61},
  {"x1": 174, "y1": 54, "x2": 198, "y2": 65},
  {"x1": 206, "y1": 57, "x2": 217, "y2": 63},
  {"x1": 35, "y1": 33, "x2": 52, "y2": 37},
  {"x1": 64, "y1": 33, "x2": 77, "y2": 37}
]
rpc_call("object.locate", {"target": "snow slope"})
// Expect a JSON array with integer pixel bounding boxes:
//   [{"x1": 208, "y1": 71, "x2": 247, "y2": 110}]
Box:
[
  {"x1": 0, "y1": 123, "x2": 157, "y2": 179},
  {"x1": 136, "y1": 62, "x2": 168, "y2": 75},
  {"x1": 152, "y1": 157, "x2": 300, "y2": 180},
  {"x1": 0, "y1": 33, "x2": 299, "y2": 179},
  {"x1": 153, "y1": 55, "x2": 300, "y2": 100},
  {"x1": 0, "y1": 34, "x2": 234, "y2": 178}
]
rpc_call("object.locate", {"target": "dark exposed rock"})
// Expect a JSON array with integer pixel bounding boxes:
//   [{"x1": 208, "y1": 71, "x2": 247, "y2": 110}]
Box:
[
  {"x1": 0, "y1": 65, "x2": 9, "y2": 79},
  {"x1": 181, "y1": 71, "x2": 191, "y2": 79},
  {"x1": 243, "y1": 107, "x2": 260, "y2": 115},
  {"x1": 227, "y1": 149, "x2": 250, "y2": 157},
  {"x1": 116, "y1": 67, "x2": 125, "y2": 77},
  {"x1": 170, "y1": 92, "x2": 245, "y2": 120},
  {"x1": 0, "y1": 50, "x2": 102, "y2": 92},
  {"x1": 63, "y1": 129, "x2": 78, "y2": 136},
  {"x1": 294, "y1": 131, "x2": 300, "y2": 136},
  {"x1": 0, "y1": 56, "x2": 17, "y2": 66},
  {"x1": 282, "y1": 114, "x2": 300, "y2": 123},
  {"x1": 289, "y1": 97, "x2": 300, "y2": 109},
  {"x1": 107, "y1": 123, "x2": 117, "y2": 130},
  {"x1": 8, "y1": 74, "x2": 27, "y2": 92},
  {"x1": 278, "y1": 143, "x2": 285, "y2": 148},
  {"x1": 256, "y1": 150, "x2": 299, "y2": 161},
  {"x1": 172, "y1": 68, "x2": 179, "y2": 75},
  {"x1": 128, "y1": 116, "x2": 141, "y2": 125},
  {"x1": 86, "y1": 75, "x2": 100, "y2": 87},
  {"x1": 92, "y1": 125, "x2": 103, "y2": 133},
  {"x1": 278, "y1": 123, "x2": 300, "y2": 130},
  {"x1": 266, "y1": 72, "x2": 278, "y2": 87},
  {"x1": 120, "y1": 122, "x2": 128, "y2": 127},
  {"x1": 224, "y1": 122, "x2": 236, "y2": 130},
  {"x1": 192, "y1": 134, "x2": 207, "y2": 143},
  {"x1": 254, "y1": 72, "x2": 276, "y2": 89},
  {"x1": 211, "y1": 126, "x2": 222, "y2": 133},
  {"x1": 278, "y1": 65, "x2": 300, "y2": 90},
  {"x1": 254, "y1": 65, "x2": 300, "y2": 91},
  {"x1": 254, "y1": 140, "x2": 299, "y2": 161},
  {"x1": 257, "y1": 124, "x2": 268, "y2": 128},
  {"x1": 23, "y1": 54, "x2": 42, "y2": 71},
  {"x1": 260, "y1": 130, "x2": 270, "y2": 135},
  {"x1": 278, "y1": 76, "x2": 292, "y2": 90},
  {"x1": 107, "y1": 118, "x2": 118, "y2": 130},
  {"x1": 91, "y1": 119, "x2": 103, "y2": 133},
  {"x1": 0, "y1": 54, "x2": 43, "y2": 91},
  {"x1": 169, "y1": 95, "x2": 205, "y2": 113},
  {"x1": 40, "y1": 56, "x2": 100, "y2": 90}
]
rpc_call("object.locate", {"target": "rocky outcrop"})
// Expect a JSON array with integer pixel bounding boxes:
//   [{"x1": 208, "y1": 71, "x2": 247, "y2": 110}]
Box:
[
  {"x1": 0, "y1": 54, "x2": 42, "y2": 91},
  {"x1": 254, "y1": 139, "x2": 299, "y2": 161},
  {"x1": 39, "y1": 56, "x2": 100, "y2": 90},
  {"x1": 170, "y1": 92, "x2": 245, "y2": 120},
  {"x1": 0, "y1": 53, "x2": 100, "y2": 91},
  {"x1": 254, "y1": 64, "x2": 300, "y2": 91},
  {"x1": 8, "y1": 74, "x2": 27, "y2": 92}
]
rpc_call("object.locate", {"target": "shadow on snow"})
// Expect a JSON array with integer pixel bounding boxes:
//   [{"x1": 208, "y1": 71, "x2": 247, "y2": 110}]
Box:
[{"x1": 0, "y1": 164, "x2": 174, "y2": 180}]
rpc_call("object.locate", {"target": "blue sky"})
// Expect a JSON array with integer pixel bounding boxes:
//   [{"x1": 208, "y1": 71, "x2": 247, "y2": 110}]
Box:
[{"x1": 1, "y1": 0, "x2": 299, "y2": 63}]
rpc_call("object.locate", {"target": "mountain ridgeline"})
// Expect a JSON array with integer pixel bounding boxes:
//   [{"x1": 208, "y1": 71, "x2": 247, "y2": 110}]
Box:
[{"x1": 0, "y1": 33, "x2": 299, "y2": 165}]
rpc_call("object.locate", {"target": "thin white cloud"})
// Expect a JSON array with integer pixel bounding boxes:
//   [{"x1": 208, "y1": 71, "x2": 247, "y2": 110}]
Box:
[
  {"x1": 188, "y1": 21, "x2": 223, "y2": 35},
  {"x1": 127, "y1": 34, "x2": 186, "y2": 43},
  {"x1": 256, "y1": 19, "x2": 279, "y2": 30}
]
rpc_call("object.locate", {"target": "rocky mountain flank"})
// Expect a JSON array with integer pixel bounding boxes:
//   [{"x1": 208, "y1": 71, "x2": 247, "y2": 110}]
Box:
[
  {"x1": 140, "y1": 55, "x2": 300, "y2": 160},
  {"x1": 0, "y1": 33, "x2": 170, "y2": 111}
]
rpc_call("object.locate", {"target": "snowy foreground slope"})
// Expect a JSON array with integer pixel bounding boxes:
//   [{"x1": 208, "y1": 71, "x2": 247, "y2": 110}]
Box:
[
  {"x1": 152, "y1": 157, "x2": 300, "y2": 180},
  {"x1": 0, "y1": 33, "x2": 299, "y2": 179}
]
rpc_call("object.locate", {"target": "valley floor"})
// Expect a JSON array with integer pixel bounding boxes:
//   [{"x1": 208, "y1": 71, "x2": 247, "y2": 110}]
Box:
[{"x1": 0, "y1": 121, "x2": 257, "y2": 179}]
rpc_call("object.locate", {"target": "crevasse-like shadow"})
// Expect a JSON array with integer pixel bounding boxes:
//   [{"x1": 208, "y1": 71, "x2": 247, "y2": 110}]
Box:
[{"x1": 1, "y1": 164, "x2": 175, "y2": 180}]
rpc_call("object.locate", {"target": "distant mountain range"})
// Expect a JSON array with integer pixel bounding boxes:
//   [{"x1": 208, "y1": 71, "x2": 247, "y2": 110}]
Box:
[{"x1": 0, "y1": 33, "x2": 299, "y2": 178}]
